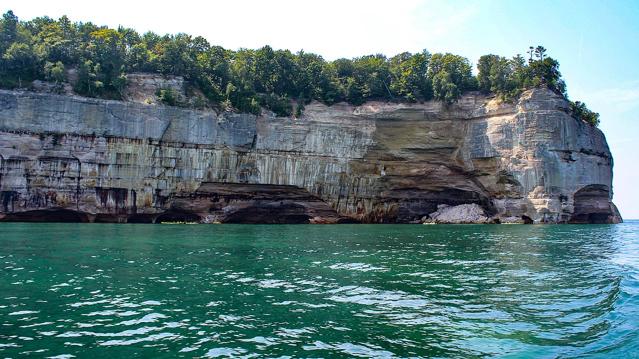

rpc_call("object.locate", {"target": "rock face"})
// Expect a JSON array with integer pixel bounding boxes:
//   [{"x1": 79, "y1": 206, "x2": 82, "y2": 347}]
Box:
[
  {"x1": 424, "y1": 204, "x2": 491, "y2": 224},
  {"x1": 122, "y1": 73, "x2": 186, "y2": 105},
  {"x1": 0, "y1": 87, "x2": 621, "y2": 223}
]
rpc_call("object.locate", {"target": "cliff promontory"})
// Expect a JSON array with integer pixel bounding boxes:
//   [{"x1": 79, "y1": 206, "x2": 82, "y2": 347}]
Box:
[{"x1": 0, "y1": 86, "x2": 621, "y2": 224}]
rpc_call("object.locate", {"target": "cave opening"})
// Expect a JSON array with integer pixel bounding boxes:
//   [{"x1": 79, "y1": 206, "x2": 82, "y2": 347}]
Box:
[
  {"x1": 1, "y1": 209, "x2": 90, "y2": 223},
  {"x1": 127, "y1": 214, "x2": 156, "y2": 224},
  {"x1": 570, "y1": 184, "x2": 613, "y2": 224},
  {"x1": 223, "y1": 203, "x2": 311, "y2": 224},
  {"x1": 155, "y1": 211, "x2": 201, "y2": 223}
]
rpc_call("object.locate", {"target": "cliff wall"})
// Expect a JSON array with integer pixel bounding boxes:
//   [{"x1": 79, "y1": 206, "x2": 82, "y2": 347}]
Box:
[{"x1": 0, "y1": 88, "x2": 621, "y2": 223}]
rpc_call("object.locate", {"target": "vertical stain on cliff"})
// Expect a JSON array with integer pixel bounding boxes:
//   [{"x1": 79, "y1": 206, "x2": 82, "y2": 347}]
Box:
[
  {"x1": 95, "y1": 187, "x2": 129, "y2": 215},
  {"x1": 1, "y1": 191, "x2": 17, "y2": 212}
]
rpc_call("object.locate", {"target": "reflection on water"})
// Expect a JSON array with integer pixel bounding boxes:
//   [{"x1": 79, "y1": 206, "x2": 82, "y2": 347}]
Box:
[{"x1": 0, "y1": 222, "x2": 637, "y2": 357}]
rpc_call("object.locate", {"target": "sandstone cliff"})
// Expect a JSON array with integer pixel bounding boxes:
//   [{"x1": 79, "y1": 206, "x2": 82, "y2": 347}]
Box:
[{"x1": 0, "y1": 87, "x2": 621, "y2": 223}]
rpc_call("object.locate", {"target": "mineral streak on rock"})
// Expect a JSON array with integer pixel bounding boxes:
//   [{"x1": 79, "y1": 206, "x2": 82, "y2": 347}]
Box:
[{"x1": 0, "y1": 86, "x2": 621, "y2": 224}]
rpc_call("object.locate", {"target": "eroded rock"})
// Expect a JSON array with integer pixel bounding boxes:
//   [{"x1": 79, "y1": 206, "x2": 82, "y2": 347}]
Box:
[
  {"x1": 0, "y1": 85, "x2": 621, "y2": 224},
  {"x1": 424, "y1": 204, "x2": 490, "y2": 224}
]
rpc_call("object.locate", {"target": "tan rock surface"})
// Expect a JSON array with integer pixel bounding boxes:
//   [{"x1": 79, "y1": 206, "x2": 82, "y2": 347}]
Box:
[{"x1": 0, "y1": 86, "x2": 620, "y2": 223}]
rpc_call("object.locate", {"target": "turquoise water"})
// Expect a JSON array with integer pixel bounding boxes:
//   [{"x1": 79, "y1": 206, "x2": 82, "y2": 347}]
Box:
[{"x1": 1, "y1": 222, "x2": 638, "y2": 358}]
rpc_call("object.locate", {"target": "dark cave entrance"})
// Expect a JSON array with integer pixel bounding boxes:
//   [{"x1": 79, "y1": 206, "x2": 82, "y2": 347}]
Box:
[
  {"x1": 569, "y1": 185, "x2": 613, "y2": 224},
  {"x1": 1, "y1": 209, "x2": 90, "y2": 223},
  {"x1": 155, "y1": 211, "x2": 201, "y2": 223}
]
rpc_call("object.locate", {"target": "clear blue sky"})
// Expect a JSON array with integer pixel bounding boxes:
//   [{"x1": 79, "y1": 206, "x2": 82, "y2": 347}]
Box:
[{"x1": 2, "y1": 0, "x2": 638, "y2": 218}]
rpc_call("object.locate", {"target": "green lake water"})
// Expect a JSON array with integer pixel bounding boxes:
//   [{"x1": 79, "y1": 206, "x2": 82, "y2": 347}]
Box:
[{"x1": 1, "y1": 222, "x2": 638, "y2": 358}]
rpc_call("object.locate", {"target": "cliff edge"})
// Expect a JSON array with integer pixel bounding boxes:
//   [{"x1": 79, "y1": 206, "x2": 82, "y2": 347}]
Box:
[{"x1": 0, "y1": 87, "x2": 621, "y2": 223}]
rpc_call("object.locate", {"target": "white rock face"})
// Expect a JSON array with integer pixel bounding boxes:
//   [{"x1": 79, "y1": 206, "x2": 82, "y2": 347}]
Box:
[
  {"x1": 30, "y1": 80, "x2": 74, "y2": 96},
  {"x1": 123, "y1": 73, "x2": 186, "y2": 105},
  {"x1": 425, "y1": 204, "x2": 489, "y2": 224},
  {"x1": 0, "y1": 85, "x2": 621, "y2": 224}
]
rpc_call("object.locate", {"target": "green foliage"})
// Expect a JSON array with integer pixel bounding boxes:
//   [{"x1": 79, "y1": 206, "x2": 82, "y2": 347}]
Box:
[
  {"x1": 432, "y1": 70, "x2": 460, "y2": 105},
  {"x1": 0, "y1": 11, "x2": 598, "y2": 124},
  {"x1": 1, "y1": 42, "x2": 40, "y2": 87},
  {"x1": 44, "y1": 61, "x2": 64, "y2": 81},
  {"x1": 260, "y1": 93, "x2": 292, "y2": 117},
  {"x1": 156, "y1": 87, "x2": 180, "y2": 106},
  {"x1": 477, "y1": 47, "x2": 567, "y2": 101},
  {"x1": 388, "y1": 51, "x2": 431, "y2": 102},
  {"x1": 477, "y1": 54, "x2": 499, "y2": 93},
  {"x1": 427, "y1": 53, "x2": 476, "y2": 104},
  {"x1": 570, "y1": 101, "x2": 600, "y2": 126},
  {"x1": 477, "y1": 54, "x2": 520, "y2": 99},
  {"x1": 74, "y1": 59, "x2": 100, "y2": 96},
  {"x1": 3, "y1": 42, "x2": 38, "y2": 72},
  {"x1": 475, "y1": 46, "x2": 598, "y2": 125},
  {"x1": 527, "y1": 57, "x2": 566, "y2": 95},
  {"x1": 294, "y1": 99, "x2": 304, "y2": 118},
  {"x1": 84, "y1": 28, "x2": 126, "y2": 98},
  {"x1": 32, "y1": 17, "x2": 78, "y2": 64},
  {"x1": 125, "y1": 43, "x2": 152, "y2": 72},
  {"x1": 0, "y1": 10, "x2": 18, "y2": 53}
]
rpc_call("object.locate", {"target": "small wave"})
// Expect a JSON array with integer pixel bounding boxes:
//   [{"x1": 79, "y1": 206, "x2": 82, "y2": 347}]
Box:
[
  {"x1": 83, "y1": 310, "x2": 138, "y2": 317},
  {"x1": 240, "y1": 336, "x2": 278, "y2": 346},
  {"x1": 8, "y1": 310, "x2": 39, "y2": 316},
  {"x1": 69, "y1": 299, "x2": 110, "y2": 308},
  {"x1": 119, "y1": 313, "x2": 167, "y2": 326},
  {"x1": 204, "y1": 347, "x2": 247, "y2": 358},
  {"x1": 99, "y1": 332, "x2": 180, "y2": 346},
  {"x1": 326, "y1": 286, "x2": 428, "y2": 309},
  {"x1": 328, "y1": 263, "x2": 388, "y2": 272}
]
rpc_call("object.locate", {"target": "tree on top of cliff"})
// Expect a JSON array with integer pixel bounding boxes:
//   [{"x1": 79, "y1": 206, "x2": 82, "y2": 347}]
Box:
[
  {"x1": 570, "y1": 101, "x2": 600, "y2": 126},
  {"x1": 0, "y1": 10, "x2": 18, "y2": 53},
  {"x1": 477, "y1": 47, "x2": 566, "y2": 100},
  {"x1": 0, "y1": 11, "x2": 600, "y2": 125},
  {"x1": 427, "y1": 53, "x2": 477, "y2": 105},
  {"x1": 534, "y1": 46, "x2": 547, "y2": 61},
  {"x1": 388, "y1": 51, "x2": 432, "y2": 102},
  {"x1": 476, "y1": 46, "x2": 599, "y2": 126}
]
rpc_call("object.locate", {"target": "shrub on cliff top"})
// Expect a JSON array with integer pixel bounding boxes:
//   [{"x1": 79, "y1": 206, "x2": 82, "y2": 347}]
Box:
[{"x1": 570, "y1": 101, "x2": 600, "y2": 126}]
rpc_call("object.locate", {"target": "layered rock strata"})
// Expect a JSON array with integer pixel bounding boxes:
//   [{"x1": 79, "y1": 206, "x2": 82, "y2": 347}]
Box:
[{"x1": 0, "y1": 87, "x2": 621, "y2": 223}]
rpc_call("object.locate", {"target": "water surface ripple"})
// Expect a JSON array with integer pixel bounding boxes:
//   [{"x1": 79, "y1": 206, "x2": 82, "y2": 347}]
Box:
[{"x1": 1, "y1": 222, "x2": 638, "y2": 358}]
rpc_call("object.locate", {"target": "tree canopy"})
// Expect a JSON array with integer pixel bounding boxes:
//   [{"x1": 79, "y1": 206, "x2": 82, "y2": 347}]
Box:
[{"x1": 0, "y1": 10, "x2": 600, "y2": 125}]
